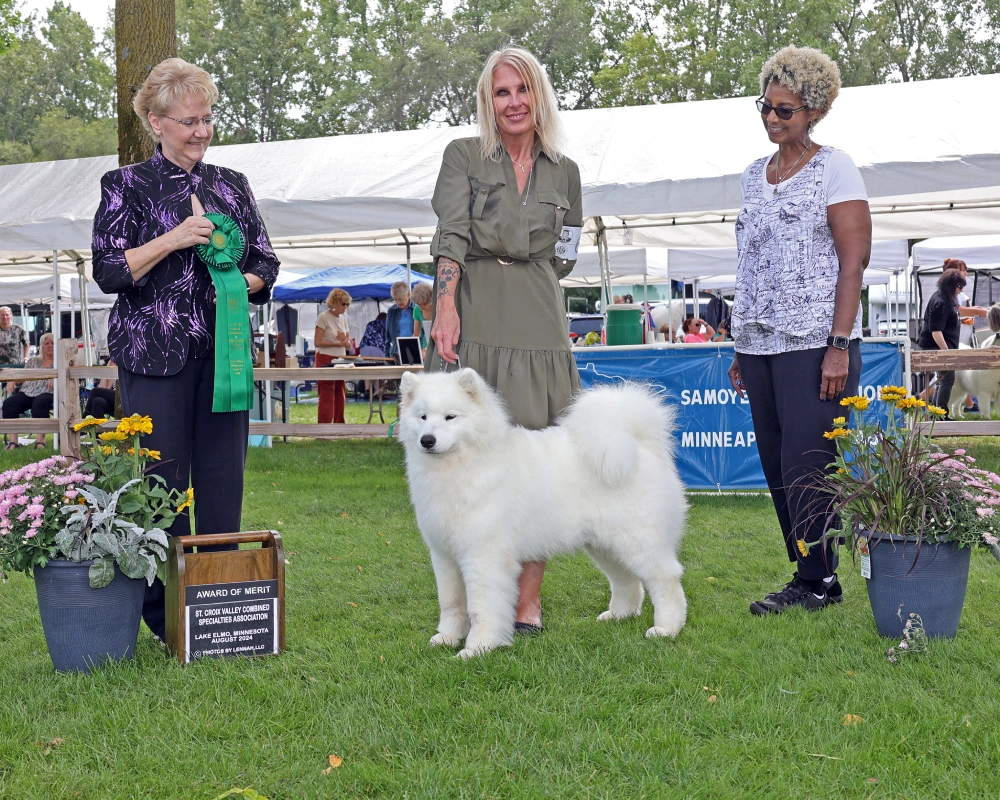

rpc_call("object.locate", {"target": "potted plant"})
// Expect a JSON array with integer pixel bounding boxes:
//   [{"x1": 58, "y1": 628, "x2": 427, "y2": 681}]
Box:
[
  {"x1": 819, "y1": 386, "x2": 1000, "y2": 638},
  {"x1": 0, "y1": 414, "x2": 187, "y2": 672}
]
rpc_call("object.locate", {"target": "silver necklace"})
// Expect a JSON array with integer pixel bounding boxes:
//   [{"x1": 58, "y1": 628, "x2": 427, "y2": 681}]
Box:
[
  {"x1": 510, "y1": 153, "x2": 531, "y2": 173},
  {"x1": 771, "y1": 140, "x2": 813, "y2": 187},
  {"x1": 520, "y1": 165, "x2": 533, "y2": 206}
]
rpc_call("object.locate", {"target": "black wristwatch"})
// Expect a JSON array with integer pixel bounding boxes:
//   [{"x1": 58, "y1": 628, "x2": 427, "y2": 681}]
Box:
[{"x1": 827, "y1": 335, "x2": 850, "y2": 350}]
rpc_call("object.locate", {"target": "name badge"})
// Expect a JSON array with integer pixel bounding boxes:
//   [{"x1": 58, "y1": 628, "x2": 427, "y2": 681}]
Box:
[{"x1": 554, "y1": 226, "x2": 581, "y2": 261}]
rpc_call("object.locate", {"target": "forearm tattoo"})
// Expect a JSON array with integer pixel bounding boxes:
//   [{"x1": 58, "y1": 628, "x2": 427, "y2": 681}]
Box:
[{"x1": 437, "y1": 257, "x2": 461, "y2": 299}]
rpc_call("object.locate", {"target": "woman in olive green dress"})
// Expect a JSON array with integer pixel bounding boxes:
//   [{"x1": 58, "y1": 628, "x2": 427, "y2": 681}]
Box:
[{"x1": 426, "y1": 46, "x2": 584, "y2": 635}]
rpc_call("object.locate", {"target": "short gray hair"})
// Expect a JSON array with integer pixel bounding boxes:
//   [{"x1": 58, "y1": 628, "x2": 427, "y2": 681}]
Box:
[
  {"x1": 390, "y1": 281, "x2": 410, "y2": 300},
  {"x1": 759, "y1": 46, "x2": 841, "y2": 129},
  {"x1": 133, "y1": 58, "x2": 219, "y2": 142},
  {"x1": 0, "y1": 306, "x2": 11, "y2": 314},
  {"x1": 410, "y1": 282, "x2": 433, "y2": 305},
  {"x1": 40, "y1": 332, "x2": 54, "y2": 346}
]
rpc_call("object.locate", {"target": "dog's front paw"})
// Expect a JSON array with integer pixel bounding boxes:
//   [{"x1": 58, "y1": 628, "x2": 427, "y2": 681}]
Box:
[
  {"x1": 597, "y1": 607, "x2": 641, "y2": 622},
  {"x1": 429, "y1": 632, "x2": 462, "y2": 648},
  {"x1": 456, "y1": 646, "x2": 486, "y2": 660},
  {"x1": 645, "y1": 625, "x2": 681, "y2": 639}
]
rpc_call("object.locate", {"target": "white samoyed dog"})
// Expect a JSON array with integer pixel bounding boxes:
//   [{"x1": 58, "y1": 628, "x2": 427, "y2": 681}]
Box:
[{"x1": 398, "y1": 368, "x2": 688, "y2": 659}]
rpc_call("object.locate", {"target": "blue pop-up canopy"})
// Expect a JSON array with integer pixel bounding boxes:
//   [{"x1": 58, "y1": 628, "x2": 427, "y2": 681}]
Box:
[{"x1": 273, "y1": 264, "x2": 433, "y2": 303}]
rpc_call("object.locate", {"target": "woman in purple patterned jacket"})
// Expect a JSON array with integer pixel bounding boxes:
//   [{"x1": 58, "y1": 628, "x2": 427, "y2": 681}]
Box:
[{"x1": 92, "y1": 58, "x2": 279, "y2": 642}]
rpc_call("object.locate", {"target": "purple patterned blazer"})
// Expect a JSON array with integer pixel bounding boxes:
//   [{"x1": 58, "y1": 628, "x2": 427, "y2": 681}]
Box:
[{"x1": 92, "y1": 146, "x2": 280, "y2": 376}]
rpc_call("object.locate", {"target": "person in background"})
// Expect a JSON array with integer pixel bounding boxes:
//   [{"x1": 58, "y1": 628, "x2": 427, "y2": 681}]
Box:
[
  {"x1": 681, "y1": 317, "x2": 715, "y2": 343},
  {"x1": 3, "y1": 332, "x2": 54, "y2": 449},
  {"x1": 385, "y1": 281, "x2": 415, "y2": 357},
  {"x1": 917, "y1": 269, "x2": 966, "y2": 418},
  {"x1": 91, "y1": 57, "x2": 279, "y2": 642},
  {"x1": 712, "y1": 318, "x2": 732, "y2": 342},
  {"x1": 314, "y1": 288, "x2": 352, "y2": 424},
  {"x1": 944, "y1": 258, "x2": 988, "y2": 414},
  {"x1": 84, "y1": 358, "x2": 117, "y2": 418},
  {"x1": 359, "y1": 311, "x2": 389, "y2": 355},
  {"x1": 411, "y1": 282, "x2": 434, "y2": 350},
  {"x1": 426, "y1": 46, "x2": 584, "y2": 636},
  {"x1": 727, "y1": 46, "x2": 871, "y2": 616},
  {"x1": 0, "y1": 307, "x2": 28, "y2": 367}
]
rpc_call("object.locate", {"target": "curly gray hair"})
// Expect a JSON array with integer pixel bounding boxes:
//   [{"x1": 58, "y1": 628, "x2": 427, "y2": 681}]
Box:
[{"x1": 759, "y1": 46, "x2": 841, "y2": 129}]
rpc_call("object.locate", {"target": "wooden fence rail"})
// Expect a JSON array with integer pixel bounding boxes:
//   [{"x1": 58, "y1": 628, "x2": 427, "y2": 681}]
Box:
[{"x1": 0, "y1": 341, "x2": 419, "y2": 457}]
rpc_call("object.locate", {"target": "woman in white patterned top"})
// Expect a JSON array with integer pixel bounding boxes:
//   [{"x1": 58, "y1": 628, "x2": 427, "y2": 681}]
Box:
[{"x1": 727, "y1": 46, "x2": 872, "y2": 617}]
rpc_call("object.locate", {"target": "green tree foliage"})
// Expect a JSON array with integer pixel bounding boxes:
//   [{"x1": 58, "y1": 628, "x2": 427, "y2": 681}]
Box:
[
  {"x1": 1, "y1": 0, "x2": 999, "y2": 164},
  {"x1": 0, "y1": 5, "x2": 115, "y2": 165},
  {"x1": 177, "y1": 0, "x2": 317, "y2": 143}
]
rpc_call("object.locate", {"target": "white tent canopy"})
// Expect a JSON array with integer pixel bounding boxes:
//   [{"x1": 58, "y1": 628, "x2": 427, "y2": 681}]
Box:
[
  {"x1": 1, "y1": 73, "x2": 999, "y2": 261},
  {"x1": 911, "y1": 234, "x2": 1000, "y2": 270}
]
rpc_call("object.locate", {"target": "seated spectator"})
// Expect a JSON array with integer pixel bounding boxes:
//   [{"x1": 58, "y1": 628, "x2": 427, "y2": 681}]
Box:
[
  {"x1": 712, "y1": 318, "x2": 732, "y2": 342},
  {"x1": 3, "y1": 332, "x2": 54, "y2": 449},
  {"x1": 84, "y1": 358, "x2": 117, "y2": 418},
  {"x1": 682, "y1": 317, "x2": 715, "y2": 343}
]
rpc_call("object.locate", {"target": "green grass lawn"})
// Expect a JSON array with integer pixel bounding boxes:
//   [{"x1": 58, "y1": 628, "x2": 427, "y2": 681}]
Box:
[{"x1": 1, "y1": 437, "x2": 999, "y2": 799}]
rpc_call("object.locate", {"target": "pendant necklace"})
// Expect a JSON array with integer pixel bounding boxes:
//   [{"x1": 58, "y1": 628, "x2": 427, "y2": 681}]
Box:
[
  {"x1": 771, "y1": 140, "x2": 813, "y2": 192},
  {"x1": 510, "y1": 153, "x2": 531, "y2": 173}
]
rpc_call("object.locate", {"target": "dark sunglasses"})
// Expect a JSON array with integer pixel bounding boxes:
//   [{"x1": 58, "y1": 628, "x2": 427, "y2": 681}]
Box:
[{"x1": 756, "y1": 97, "x2": 807, "y2": 120}]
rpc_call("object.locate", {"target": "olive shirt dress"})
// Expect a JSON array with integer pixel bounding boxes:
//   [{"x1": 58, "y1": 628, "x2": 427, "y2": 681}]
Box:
[{"x1": 426, "y1": 136, "x2": 583, "y2": 430}]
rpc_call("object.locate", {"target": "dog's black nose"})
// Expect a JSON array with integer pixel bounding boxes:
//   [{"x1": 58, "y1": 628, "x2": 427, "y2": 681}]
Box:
[{"x1": 420, "y1": 434, "x2": 436, "y2": 450}]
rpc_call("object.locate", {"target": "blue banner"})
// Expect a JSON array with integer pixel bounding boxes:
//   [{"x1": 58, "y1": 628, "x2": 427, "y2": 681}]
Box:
[{"x1": 574, "y1": 342, "x2": 904, "y2": 490}]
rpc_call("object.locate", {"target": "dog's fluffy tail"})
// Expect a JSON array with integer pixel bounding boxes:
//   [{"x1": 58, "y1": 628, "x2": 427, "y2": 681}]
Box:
[{"x1": 560, "y1": 383, "x2": 676, "y2": 485}]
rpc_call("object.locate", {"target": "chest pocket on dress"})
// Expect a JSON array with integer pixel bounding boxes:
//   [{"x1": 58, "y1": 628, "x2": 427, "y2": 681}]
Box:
[
  {"x1": 470, "y1": 178, "x2": 504, "y2": 219},
  {"x1": 536, "y1": 191, "x2": 569, "y2": 233}
]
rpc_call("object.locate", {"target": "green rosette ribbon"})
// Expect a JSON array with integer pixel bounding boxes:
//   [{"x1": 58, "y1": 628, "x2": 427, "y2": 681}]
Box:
[{"x1": 195, "y1": 213, "x2": 253, "y2": 413}]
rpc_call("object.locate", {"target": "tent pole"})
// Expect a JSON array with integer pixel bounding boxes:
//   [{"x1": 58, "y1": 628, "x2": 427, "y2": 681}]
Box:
[
  {"x1": 77, "y1": 258, "x2": 92, "y2": 366},
  {"x1": 400, "y1": 229, "x2": 412, "y2": 287},
  {"x1": 51, "y1": 250, "x2": 60, "y2": 451},
  {"x1": 642, "y1": 274, "x2": 648, "y2": 343}
]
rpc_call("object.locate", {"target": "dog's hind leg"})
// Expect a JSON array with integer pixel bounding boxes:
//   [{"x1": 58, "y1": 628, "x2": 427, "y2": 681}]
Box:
[
  {"x1": 455, "y1": 556, "x2": 520, "y2": 659},
  {"x1": 630, "y1": 555, "x2": 687, "y2": 639},
  {"x1": 428, "y1": 547, "x2": 470, "y2": 648},
  {"x1": 584, "y1": 545, "x2": 645, "y2": 621}
]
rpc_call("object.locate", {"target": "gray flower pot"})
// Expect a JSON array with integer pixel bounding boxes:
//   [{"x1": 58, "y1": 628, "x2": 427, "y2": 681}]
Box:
[
  {"x1": 863, "y1": 533, "x2": 971, "y2": 639},
  {"x1": 33, "y1": 558, "x2": 145, "y2": 673}
]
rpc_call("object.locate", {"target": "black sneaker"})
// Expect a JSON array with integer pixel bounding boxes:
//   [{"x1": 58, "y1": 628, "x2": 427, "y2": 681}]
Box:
[
  {"x1": 966, "y1": 403, "x2": 981, "y2": 415},
  {"x1": 750, "y1": 573, "x2": 838, "y2": 616}
]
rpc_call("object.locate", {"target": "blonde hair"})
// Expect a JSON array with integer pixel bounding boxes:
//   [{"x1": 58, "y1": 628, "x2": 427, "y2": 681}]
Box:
[
  {"x1": 410, "y1": 282, "x2": 433, "y2": 305},
  {"x1": 476, "y1": 47, "x2": 566, "y2": 163},
  {"x1": 325, "y1": 288, "x2": 351, "y2": 309},
  {"x1": 39, "y1": 332, "x2": 54, "y2": 347},
  {"x1": 759, "y1": 46, "x2": 841, "y2": 129},
  {"x1": 133, "y1": 58, "x2": 219, "y2": 142}
]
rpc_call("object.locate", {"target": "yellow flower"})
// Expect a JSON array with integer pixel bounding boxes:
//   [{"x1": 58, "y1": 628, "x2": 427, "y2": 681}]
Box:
[
  {"x1": 177, "y1": 488, "x2": 194, "y2": 512},
  {"x1": 98, "y1": 431, "x2": 128, "y2": 442},
  {"x1": 72, "y1": 416, "x2": 108, "y2": 431},
  {"x1": 118, "y1": 414, "x2": 153, "y2": 436},
  {"x1": 832, "y1": 416, "x2": 846, "y2": 426},
  {"x1": 127, "y1": 448, "x2": 135, "y2": 456},
  {"x1": 99, "y1": 446, "x2": 113, "y2": 456},
  {"x1": 823, "y1": 427, "x2": 849, "y2": 439},
  {"x1": 879, "y1": 385, "x2": 908, "y2": 401},
  {"x1": 796, "y1": 539, "x2": 809, "y2": 557},
  {"x1": 926, "y1": 405, "x2": 947, "y2": 416},
  {"x1": 836, "y1": 468, "x2": 846, "y2": 474},
  {"x1": 916, "y1": 399, "x2": 926, "y2": 407},
  {"x1": 839, "y1": 396, "x2": 870, "y2": 411},
  {"x1": 141, "y1": 448, "x2": 161, "y2": 460},
  {"x1": 895, "y1": 397, "x2": 919, "y2": 409}
]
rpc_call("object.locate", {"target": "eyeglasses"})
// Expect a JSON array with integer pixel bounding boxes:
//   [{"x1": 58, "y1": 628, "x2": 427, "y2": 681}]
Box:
[
  {"x1": 162, "y1": 114, "x2": 216, "y2": 129},
  {"x1": 340, "y1": 301, "x2": 351, "y2": 307},
  {"x1": 756, "y1": 98, "x2": 807, "y2": 120}
]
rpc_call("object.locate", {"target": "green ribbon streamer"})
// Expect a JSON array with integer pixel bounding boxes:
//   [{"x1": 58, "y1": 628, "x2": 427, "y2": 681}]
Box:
[{"x1": 195, "y1": 213, "x2": 253, "y2": 413}]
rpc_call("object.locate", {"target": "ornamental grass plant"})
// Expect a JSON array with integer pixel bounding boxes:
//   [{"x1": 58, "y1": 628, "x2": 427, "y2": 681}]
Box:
[
  {"x1": 0, "y1": 415, "x2": 188, "y2": 589},
  {"x1": 820, "y1": 386, "x2": 1000, "y2": 554}
]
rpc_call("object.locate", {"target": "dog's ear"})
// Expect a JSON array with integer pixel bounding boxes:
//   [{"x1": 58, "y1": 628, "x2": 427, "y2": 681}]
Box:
[
  {"x1": 457, "y1": 368, "x2": 484, "y2": 400},
  {"x1": 399, "y1": 371, "x2": 417, "y2": 407}
]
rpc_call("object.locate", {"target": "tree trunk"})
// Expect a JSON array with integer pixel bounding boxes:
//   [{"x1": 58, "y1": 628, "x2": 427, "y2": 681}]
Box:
[{"x1": 115, "y1": 0, "x2": 176, "y2": 167}]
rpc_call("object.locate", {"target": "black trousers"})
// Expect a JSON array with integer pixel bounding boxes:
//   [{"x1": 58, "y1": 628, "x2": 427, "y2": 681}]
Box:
[
  {"x1": 84, "y1": 387, "x2": 115, "y2": 418},
  {"x1": 933, "y1": 370, "x2": 956, "y2": 413},
  {"x1": 119, "y1": 358, "x2": 249, "y2": 640},
  {"x1": 737, "y1": 342, "x2": 862, "y2": 581},
  {"x1": 2, "y1": 390, "x2": 53, "y2": 420}
]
